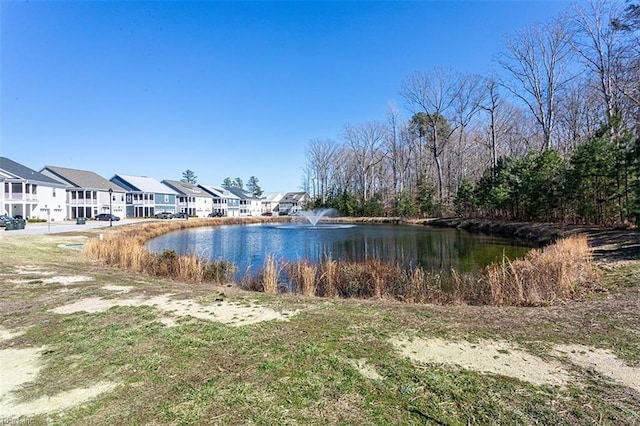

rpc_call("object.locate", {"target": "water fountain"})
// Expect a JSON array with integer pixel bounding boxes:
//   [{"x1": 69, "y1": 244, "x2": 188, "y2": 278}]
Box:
[{"x1": 297, "y1": 208, "x2": 336, "y2": 226}]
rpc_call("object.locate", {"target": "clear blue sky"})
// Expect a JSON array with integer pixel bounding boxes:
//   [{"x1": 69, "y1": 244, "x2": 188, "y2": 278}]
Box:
[{"x1": 1, "y1": 1, "x2": 570, "y2": 193}]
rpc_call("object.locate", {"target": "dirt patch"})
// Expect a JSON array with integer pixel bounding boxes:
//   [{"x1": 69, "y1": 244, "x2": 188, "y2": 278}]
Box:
[
  {"x1": 51, "y1": 293, "x2": 297, "y2": 326},
  {"x1": 350, "y1": 358, "x2": 383, "y2": 380},
  {"x1": 390, "y1": 337, "x2": 570, "y2": 387},
  {"x1": 391, "y1": 336, "x2": 640, "y2": 392},
  {"x1": 41, "y1": 275, "x2": 94, "y2": 285},
  {"x1": 0, "y1": 326, "x2": 26, "y2": 342},
  {"x1": 0, "y1": 346, "x2": 116, "y2": 417},
  {"x1": 554, "y1": 344, "x2": 640, "y2": 392},
  {"x1": 101, "y1": 284, "x2": 134, "y2": 293}
]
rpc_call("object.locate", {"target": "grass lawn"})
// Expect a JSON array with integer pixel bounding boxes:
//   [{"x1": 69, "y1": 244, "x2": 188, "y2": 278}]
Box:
[{"x1": 0, "y1": 226, "x2": 639, "y2": 425}]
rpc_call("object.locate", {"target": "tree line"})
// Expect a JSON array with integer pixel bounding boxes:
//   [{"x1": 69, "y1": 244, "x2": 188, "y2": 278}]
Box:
[{"x1": 302, "y1": 1, "x2": 640, "y2": 225}]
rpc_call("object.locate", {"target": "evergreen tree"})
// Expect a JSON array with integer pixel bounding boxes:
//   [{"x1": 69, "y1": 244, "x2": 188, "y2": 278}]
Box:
[
  {"x1": 246, "y1": 176, "x2": 263, "y2": 197},
  {"x1": 181, "y1": 169, "x2": 197, "y2": 184}
]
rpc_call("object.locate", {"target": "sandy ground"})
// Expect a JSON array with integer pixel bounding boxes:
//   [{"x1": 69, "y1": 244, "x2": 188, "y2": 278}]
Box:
[
  {"x1": 2, "y1": 260, "x2": 639, "y2": 419},
  {"x1": 390, "y1": 337, "x2": 640, "y2": 392}
]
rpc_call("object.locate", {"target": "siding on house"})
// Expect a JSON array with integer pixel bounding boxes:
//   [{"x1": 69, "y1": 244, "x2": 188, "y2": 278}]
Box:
[
  {"x1": 260, "y1": 192, "x2": 283, "y2": 214},
  {"x1": 224, "y1": 186, "x2": 261, "y2": 216},
  {"x1": 111, "y1": 174, "x2": 178, "y2": 218},
  {"x1": 279, "y1": 192, "x2": 310, "y2": 214},
  {"x1": 41, "y1": 165, "x2": 127, "y2": 219},
  {"x1": 162, "y1": 179, "x2": 214, "y2": 218},
  {"x1": 198, "y1": 184, "x2": 239, "y2": 217},
  {"x1": 1, "y1": 157, "x2": 67, "y2": 221}
]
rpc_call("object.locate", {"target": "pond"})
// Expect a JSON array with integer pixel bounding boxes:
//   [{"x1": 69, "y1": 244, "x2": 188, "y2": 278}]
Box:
[{"x1": 146, "y1": 223, "x2": 533, "y2": 278}]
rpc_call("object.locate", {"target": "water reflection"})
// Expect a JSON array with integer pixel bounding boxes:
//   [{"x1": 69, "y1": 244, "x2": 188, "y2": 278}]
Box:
[{"x1": 146, "y1": 223, "x2": 532, "y2": 277}]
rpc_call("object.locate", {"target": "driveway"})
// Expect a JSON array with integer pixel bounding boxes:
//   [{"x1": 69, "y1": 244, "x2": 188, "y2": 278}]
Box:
[{"x1": 0, "y1": 218, "x2": 151, "y2": 236}]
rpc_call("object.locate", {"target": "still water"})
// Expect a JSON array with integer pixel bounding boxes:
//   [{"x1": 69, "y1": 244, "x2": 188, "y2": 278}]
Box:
[{"x1": 146, "y1": 223, "x2": 532, "y2": 277}]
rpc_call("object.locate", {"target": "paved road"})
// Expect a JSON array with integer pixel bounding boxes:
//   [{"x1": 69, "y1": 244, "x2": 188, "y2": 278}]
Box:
[{"x1": 0, "y1": 218, "x2": 151, "y2": 236}]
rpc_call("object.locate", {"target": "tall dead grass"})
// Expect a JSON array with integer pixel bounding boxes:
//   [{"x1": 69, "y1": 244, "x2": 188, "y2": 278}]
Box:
[
  {"x1": 246, "y1": 234, "x2": 600, "y2": 306},
  {"x1": 86, "y1": 219, "x2": 600, "y2": 306},
  {"x1": 83, "y1": 217, "x2": 272, "y2": 284},
  {"x1": 261, "y1": 255, "x2": 280, "y2": 294},
  {"x1": 480, "y1": 234, "x2": 599, "y2": 306}
]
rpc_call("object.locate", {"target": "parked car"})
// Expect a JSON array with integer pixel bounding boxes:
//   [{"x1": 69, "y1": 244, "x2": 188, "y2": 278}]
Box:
[
  {"x1": 154, "y1": 212, "x2": 173, "y2": 219},
  {"x1": 208, "y1": 212, "x2": 223, "y2": 217},
  {"x1": 261, "y1": 212, "x2": 273, "y2": 216},
  {"x1": 173, "y1": 212, "x2": 188, "y2": 219},
  {"x1": 0, "y1": 214, "x2": 13, "y2": 227},
  {"x1": 95, "y1": 213, "x2": 120, "y2": 221}
]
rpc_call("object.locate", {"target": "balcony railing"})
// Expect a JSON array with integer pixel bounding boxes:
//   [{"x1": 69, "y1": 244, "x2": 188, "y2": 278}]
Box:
[{"x1": 2, "y1": 193, "x2": 38, "y2": 202}]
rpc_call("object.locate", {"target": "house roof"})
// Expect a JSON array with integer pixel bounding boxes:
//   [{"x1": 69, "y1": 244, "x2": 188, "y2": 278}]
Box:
[
  {"x1": 162, "y1": 180, "x2": 213, "y2": 198},
  {"x1": 0, "y1": 157, "x2": 65, "y2": 187},
  {"x1": 282, "y1": 192, "x2": 309, "y2": 202},
  {"x1": 224, "y1": 186, "x2": 259, "y2": 200},
  {"x1": 112, "y1": 174, "x2": 178, "y2": 194},
  {"x1": 199, "y1": 184, "x2": 240, "y2": 200},
  {"x1": 261, "y1": 192, "x2": 283, "y2": 203},
  {"x1": 41, "y1": 165, "x2": 124, "y2": 192}
]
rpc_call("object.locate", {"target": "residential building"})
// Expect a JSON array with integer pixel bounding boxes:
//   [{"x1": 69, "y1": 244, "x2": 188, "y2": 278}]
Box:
[
  {"x1": 199, "y1": 184, "x2": 239, "y2": 217},
  {"x1": 224, "y1": 186, "x2": 261, "y2": 216},
  {"x1": 162, "y1": 179, "x2": 213, "y2": 218},
  {"x1": 260, "y1": 192, "x2": 283, "y2": 215},
  {"x1": 279, "y1": 192, "x2": 311, "y2": 215},
  {"x1": 110, "y1": 174, "x2": 178, "y2": 218},
  {"x1": 40, "y1": 165, "x2": 126, "y2": 220},
  {"x1": 1, "y1": 157, "x2": 66, "y2": 221}
]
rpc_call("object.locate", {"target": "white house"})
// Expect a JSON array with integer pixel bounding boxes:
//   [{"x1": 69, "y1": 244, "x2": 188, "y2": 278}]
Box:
[
  {"x1": 162, "y1": 179, "x2": 213, "y2": 218},
  {"x1": 279, "y1": 192, "x2": 311, "y2": 215},
  {"x1": 198, "y1": 184, "x2": 240, "y2": 217},
  {"x1": 224, "y1": 186, "x2": 261, "y2": 216},
  {"x1": 41, "y1": 165, "x2": 126, "y2": 220},
  {"x1": 111, "y1": 174, "x2": 179, "y2": 218},
  {"x1": 1, "y1": 157, "x2": 67, "y2": 221},
  {"x1": 260, "y1": 192, "x2": 283, "y2": 215}
]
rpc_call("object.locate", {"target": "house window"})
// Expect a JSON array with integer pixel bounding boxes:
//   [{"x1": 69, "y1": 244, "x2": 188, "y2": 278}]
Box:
[
  {"x1": 164, "y1": 195, "x2": 169, "y2": 203},
  {"x1": 53, "y1": 188, "x2": 56, "y2": 197}
]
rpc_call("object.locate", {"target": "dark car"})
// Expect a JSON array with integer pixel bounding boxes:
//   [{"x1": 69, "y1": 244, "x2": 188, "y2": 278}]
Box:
[
  {"x1": 208, "y1": 212, "x2": 223, "y2": 217},
  {"x1": 173, "y1": 212, "x2": 188, "y2": 219},
  {"x1": 154, "y1": 212, "x2": 173, "y2": 219},
  {"x1": 0, "y1": 214, "x2": 13, "y2": 227},
  {"x1": 95, "y1": 213, "x2": 120, "y2": 221}
]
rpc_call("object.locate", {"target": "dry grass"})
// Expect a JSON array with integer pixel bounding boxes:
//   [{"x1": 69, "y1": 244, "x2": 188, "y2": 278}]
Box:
[
  {"x1": 284, "y1": 260, "x2": 317, "y2": 296},
  {"x1": 261, "y1": 255, "x2": 280, "y2": 294},
  {"x1": 249, "y1": 235, "x2": 600, "y2": 306},
  {"x1": 84, "y1": 217, "x2": 279, "y2": 284},
  {"x1": 85, "y1": 219, "x2": 599, "y2": 306},
  {"x1": 481, "y1": 234, "x2": 600, "y2": 306}
]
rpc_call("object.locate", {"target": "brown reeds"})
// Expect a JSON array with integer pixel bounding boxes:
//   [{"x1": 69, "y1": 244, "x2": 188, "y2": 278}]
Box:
[
  {"x1": 480, "y1": 234, "x2": 599, "y2": 306},
  {"x1": 261, "y1": 255, "x2": 280, "y2": 294},
  {"x1": 250, "y1": 234, "x2": 599, "y2": 306},
  {"x1": 86, "y1": 219, "x2": 600, "y2": 306},
  {"x1": 284, "y1": 260, "x2": 317, "y2": 296},
  {"x1": 83, "y1": 217, "x2": 277, "y2": 284}
]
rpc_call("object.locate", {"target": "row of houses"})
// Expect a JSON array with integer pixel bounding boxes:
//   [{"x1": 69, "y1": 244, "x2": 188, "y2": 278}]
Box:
[{"x1": 1, "y1": 157, "x2": 311, "y2": 221}]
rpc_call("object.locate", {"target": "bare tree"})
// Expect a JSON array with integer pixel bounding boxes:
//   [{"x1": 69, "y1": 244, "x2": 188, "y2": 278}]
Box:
[
  {"x1": 480, "y1": 78, "x2": 501, "y2": 170},
  {"x1": 342, "y1": 121, "x2": 387, "y2": 202},
  {"x1": 305, "y1": 138, "x2": 338, "y2": 204},
  {"x1": 556, "y1": 78, "x2": 603, "y2": 150},
  {"x1": 571, "y1": 0, "x2": 627, "y2": 130},
  {"x1": 401, "y1": 67, "x2": 461, "y2": 201},
  {"x1": 498, "y1": 18, "x2": 575, "y2": 150}
]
